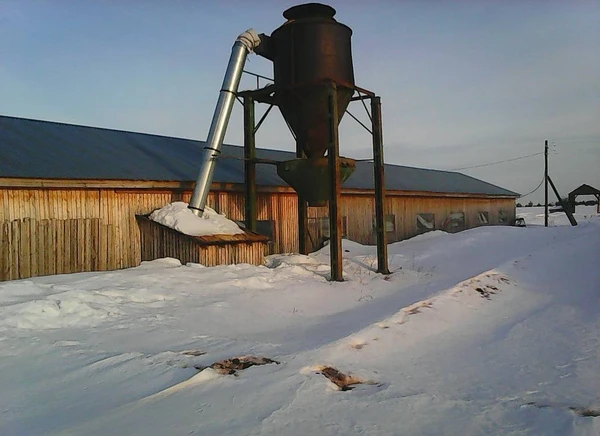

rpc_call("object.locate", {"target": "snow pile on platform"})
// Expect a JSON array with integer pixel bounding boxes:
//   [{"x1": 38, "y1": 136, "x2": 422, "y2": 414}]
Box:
[{"x1": 149, "y1": 202, "x2": 244, "y2": 236}]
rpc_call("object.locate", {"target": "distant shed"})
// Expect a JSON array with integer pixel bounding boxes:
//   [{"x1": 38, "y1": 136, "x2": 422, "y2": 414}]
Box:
[
  {"x1": 567, "y1": 184, "x2": 600, "y2": 214},
  {"x1": 0, "y1": 115, "x2": 519, "y2": 280}
]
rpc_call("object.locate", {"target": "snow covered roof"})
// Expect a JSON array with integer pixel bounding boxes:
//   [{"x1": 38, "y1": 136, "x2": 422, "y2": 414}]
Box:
[
  {"x1": 569, "y1": 184, "x2": 600, "y2": 196},
  {"x1": 0, "y1": 115, "x2": 518, "y2": 197}
]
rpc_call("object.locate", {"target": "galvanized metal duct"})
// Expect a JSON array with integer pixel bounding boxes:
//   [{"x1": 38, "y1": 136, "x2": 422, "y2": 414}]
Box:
[{"x1": 188, "y1": 29, "x2": 261, "y2": 217}]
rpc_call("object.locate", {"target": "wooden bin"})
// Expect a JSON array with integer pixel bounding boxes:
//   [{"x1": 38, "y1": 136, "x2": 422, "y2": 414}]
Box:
[{"x1": 135, "y1": 215, "x2": 269, "y2": 267}]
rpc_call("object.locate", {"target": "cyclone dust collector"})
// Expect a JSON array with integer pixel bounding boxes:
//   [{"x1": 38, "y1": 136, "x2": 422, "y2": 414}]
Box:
[{"x1": 189, "y1": 3, "x2": 389, "y2": 281}]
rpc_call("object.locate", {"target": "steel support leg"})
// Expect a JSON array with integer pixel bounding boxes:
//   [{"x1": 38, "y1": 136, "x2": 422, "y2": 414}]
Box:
[
  {"x1": 296, "y1": 141, "x2": 309, "y2": 255},
  {"x1": 327, "y1": 83, "x2": 344, "y2": 281},
  {"x1": 371, "y1": 96, "x2": 390, "y2": 274},
  {"x1": 243, "y1": 96, "x2": 257, "y2": 232},
  {"x1": 545, "y1": 140, "x2": 549, "y2": 227}
]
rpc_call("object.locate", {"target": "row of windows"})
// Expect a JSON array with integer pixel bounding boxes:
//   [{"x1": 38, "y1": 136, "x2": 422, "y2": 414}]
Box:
[
  {"x1": 244, "y1": 210, "x2": 509, "y2": 241},
  {"x1": 416, "y1": 211, "x2": 508, "y2": 234},
  {"x1": 310, "y1": 211, "x2": 510, "y2": 237}
]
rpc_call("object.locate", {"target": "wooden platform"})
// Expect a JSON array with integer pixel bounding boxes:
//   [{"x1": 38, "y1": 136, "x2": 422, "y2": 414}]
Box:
[{"x1": 135, "y1": 215, "x2": 269, "y2": 267}]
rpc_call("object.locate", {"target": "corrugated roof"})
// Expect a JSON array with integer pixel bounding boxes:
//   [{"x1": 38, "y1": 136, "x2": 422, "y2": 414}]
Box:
[{"x1": 0, "y1": 115, "x2": 518, "y2": 197}]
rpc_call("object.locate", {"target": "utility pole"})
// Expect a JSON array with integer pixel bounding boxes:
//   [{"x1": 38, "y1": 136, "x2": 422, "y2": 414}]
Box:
[{"x1": 544, "y1": 139, "x2": 549, "y2": 227}]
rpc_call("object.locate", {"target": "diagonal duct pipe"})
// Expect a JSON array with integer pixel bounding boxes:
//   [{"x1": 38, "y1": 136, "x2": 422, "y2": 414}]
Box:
[{"x1": 188, "y1": 29, "x2": 261, "y2": 217}]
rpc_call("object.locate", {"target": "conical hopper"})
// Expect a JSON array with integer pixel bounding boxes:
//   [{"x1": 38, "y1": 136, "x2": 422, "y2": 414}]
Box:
[
  {"x1": 277, "y1": 157, "x2": 356, "y2": 206},
  {"x1": 278, "y1": 86, "x2": 354, "y2": 158}
]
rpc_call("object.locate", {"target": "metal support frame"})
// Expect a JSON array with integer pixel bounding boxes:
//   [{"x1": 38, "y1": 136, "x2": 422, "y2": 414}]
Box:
[
  {"x1": 371, "y1": 96, "x2": 390, "y2": 274},
  {"x1": 327, "y1": 82, "x2": 344, "y2": 281},
  {"x1": 238, "y1": 81, "x2": 390, "y2": 280},
  {"x1": 243, "y1": 96, "x2": 257, "y2": 232}
]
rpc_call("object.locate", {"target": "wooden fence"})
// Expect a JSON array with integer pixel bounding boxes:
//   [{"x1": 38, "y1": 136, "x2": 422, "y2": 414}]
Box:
[{"x1": 0, "y1": 218, "x2": 115, "y2": 281}]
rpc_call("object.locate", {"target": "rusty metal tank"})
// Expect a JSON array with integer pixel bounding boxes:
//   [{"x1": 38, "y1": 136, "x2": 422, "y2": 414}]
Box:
[{"x1": 257, "y1": 3, "x2": 355, "y2": 158}]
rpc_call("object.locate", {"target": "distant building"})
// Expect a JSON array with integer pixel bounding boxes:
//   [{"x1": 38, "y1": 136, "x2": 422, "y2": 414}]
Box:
[
  {"x1": 567, "y1": 184, "x2": 600, "y2": 214},
  {"x1": 0, "y1": 115, "x2": 519, "y2": 280}
]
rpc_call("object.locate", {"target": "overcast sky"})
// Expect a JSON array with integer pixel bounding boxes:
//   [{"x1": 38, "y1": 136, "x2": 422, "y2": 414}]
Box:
[{"x1": 1, "y1": 0, "x2": 598, "y2": 203}]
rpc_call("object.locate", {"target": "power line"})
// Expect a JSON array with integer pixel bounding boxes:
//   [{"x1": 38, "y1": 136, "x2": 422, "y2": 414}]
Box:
[
  {"x1": 519, "y1": 173, "x2": 546, "y2": 198},
  {"x1": 451, "y1": 152, "x2": 544, "y2": 171}
]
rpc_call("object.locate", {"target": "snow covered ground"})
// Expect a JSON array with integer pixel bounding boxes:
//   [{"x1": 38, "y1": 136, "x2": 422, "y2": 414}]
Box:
[
  {"x1": 1, "y1": 219, "x2": 599, "y2": 435},
  {"x1": 517, "y1": 205, "x2": 599, "y2": 227}
]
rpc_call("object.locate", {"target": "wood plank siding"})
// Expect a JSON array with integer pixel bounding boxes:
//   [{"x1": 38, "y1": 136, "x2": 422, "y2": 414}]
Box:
[
  {"x1": 136, "y1": 216, "x2": 268, "y2": 268},
  {"x1": 0, "y1": 217, "x2": 116, "y2": 281},
  {"x1": 0, "y1": 182, "x2": 516, "y2": 280}
]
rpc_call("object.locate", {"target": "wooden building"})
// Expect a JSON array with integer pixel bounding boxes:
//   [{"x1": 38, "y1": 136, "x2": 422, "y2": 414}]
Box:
[{"x1": 0, "y1": 116, "x2": 519, "y2": 281}]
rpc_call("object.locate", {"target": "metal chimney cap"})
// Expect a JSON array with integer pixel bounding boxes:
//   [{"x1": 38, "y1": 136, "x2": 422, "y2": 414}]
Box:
[{"x1": 283, "y1": 3, "x2": 336, "y2": 20}]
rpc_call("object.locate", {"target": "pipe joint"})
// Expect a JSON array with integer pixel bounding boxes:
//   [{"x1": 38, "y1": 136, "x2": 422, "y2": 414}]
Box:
[{"x1": 236, "y1": 29, "x2": 261, "y2": 52}]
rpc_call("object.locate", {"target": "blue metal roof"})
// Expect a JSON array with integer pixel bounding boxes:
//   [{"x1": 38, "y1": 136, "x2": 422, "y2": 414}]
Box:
[{"x1": 0, "y1": 115, "x2": 518, "y2": 196}]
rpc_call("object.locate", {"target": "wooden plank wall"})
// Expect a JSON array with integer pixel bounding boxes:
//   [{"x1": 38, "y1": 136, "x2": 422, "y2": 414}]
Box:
[
  {"x1": 0, "y1": 218, "x2": 115, "y2": 281},
  {"x1": 0, "y1": 189, "x2": 218, "y2": 271},
  {"x1": 137, "y1": 216, "x2": 201, "y2": 265},
  {"x1": 201, "y1": 244, "x2": 266, "y2": 267},
  {"x1": 277, "y1": 196, "x2": 516, "y2": 249},
  {"x1": 0, "y1": 187, "x2": 515, "y2": 280},
  {"x1": 137, "y1": 216, "x2": 266, "y2": 267}
]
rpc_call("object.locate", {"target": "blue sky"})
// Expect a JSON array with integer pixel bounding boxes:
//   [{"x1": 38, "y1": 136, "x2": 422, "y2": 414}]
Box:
[{"x1": 1, "y1": 0, "x2": 598, "y2": 203}]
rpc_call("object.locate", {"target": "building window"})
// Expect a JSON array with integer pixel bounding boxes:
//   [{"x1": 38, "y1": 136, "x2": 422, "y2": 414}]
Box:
[
  {"x1": 308, "y1": 216, "x2": 348, "y2": 238},
  {"x1": 373, "y1": 214, "x2": 396, "y2": 233},
  {"x1": 477, "y1": 211, "x2": 489, "y2": 225},
  {"x1": 256, "y1": 220, "x2": 275, "y2": 241},
  {"x1": 498, "y1": 210, "x2": 508, "y2": 224},
  {"x1": 235, "y1": 219, "x2": 276, "y2": 243},
  {"x1": 386, "y1": 214, "x2": 396, "y2": 232},
  {"x1": 443, "y1": 212, "x2": 465, "y2": 233},
  {"x1": 416, "y1": 213, "x2": 435, "y2": 234}
]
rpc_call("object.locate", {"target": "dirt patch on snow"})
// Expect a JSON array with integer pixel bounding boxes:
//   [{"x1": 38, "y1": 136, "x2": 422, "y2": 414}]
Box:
[
  {"x1": 195, "y1": 355, "x2": 279, "y2": 375},
  {"x1": 451, "y1": 271, "x2": 511, "y2": 300},
  {"x1": 572, "y1": 406, "x2": 600, "y2": 417},
  {"x1": 180, "y1": 349, "x2": 206, "y2": 357},
  {"x1": 525, "y1": 402, "x2": 600, "y2": 417},
  {"x1": 404, "y1": 300, "x2": 434, "y2": 315},
  {"x1": 314, "y1": 365, "x2": 369, "y2": 391}
]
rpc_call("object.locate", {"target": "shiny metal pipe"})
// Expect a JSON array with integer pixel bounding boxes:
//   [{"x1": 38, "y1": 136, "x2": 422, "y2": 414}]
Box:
[{"x1": 189, "y1": 30, "x2": 259, "y2": 216}]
